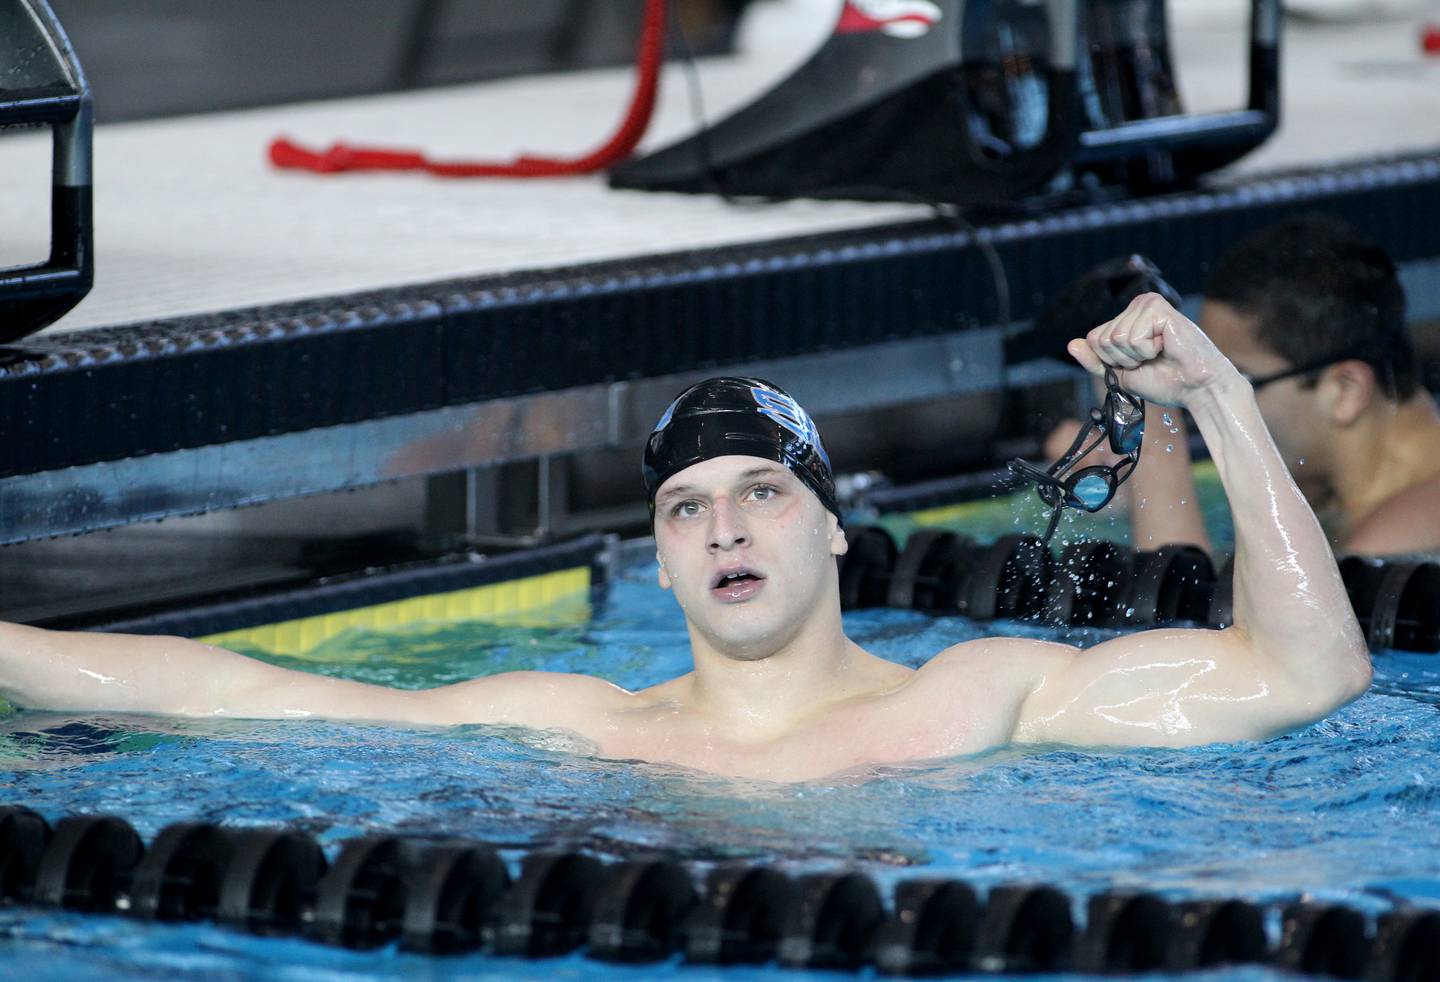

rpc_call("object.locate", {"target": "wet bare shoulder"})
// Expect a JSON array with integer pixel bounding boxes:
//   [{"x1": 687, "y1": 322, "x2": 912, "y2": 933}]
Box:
[
  {"x1": 419, "y1": 670, "x2": 640, "y2": 729},
  {"x1": 891, "y1": 636, "x2": 1082, "y2": 750},
  {"x1": 920, "y1": 636, "x2": 1080, "y2": 687},
  {"x1": 1345, "y1": 473, "x2": 1440, "y2": 555}
]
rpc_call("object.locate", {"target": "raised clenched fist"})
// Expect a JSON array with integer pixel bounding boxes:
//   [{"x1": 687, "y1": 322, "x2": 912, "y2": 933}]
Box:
[{"x1": 1066, "y1": 293, "x2": 1244, "y2": 409}]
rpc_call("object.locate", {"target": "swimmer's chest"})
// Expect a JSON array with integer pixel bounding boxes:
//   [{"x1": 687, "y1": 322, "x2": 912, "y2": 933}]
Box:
[{"x1": 595, "y1": 684, "x2": 1009, "y2": 778}]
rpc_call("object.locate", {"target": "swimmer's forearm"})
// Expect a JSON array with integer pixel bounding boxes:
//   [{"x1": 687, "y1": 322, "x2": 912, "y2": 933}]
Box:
[
  {"x1": 1186, "y1": 381, "x2": 1370, "y2": 696},
  {"x1": 0, "y1": 622, "x2": 417, "y2": 721},
  {"x1": 1129, "y1": 404, "x2": 1212, "y2": 553},
  {"x1": 0, "y1": 622, "x2": 273, "y2": 715}
]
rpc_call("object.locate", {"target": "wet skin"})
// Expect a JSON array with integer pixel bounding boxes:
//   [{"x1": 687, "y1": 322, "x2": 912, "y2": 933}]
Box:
[
  {"x1": 1199, "y1": 300, "x2": 1337, "y2": 501},
  {"x1": 1203, "y1": 300, "x2": 1440, "y2": 549},
  {"x1": 0, "y1": 297, "x2": 1374, "y2": 782},
  {"x1": 1112, "y1": 299, "x2": 1440, "y2": 555}
]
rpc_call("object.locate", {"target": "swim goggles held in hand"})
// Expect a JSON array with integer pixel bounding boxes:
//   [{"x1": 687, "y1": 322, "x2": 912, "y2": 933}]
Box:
[{"x1": 1008, "y1": 367, "x2": 1145, "y2": 545}]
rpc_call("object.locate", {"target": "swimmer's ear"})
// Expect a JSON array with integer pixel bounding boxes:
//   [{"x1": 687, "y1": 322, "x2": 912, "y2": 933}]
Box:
[
  {"x1": 1323, "y1": 360, "x2": 1378, "y2": 425},
  {"x1": 657, "y1": 553, "x2": 672, "y2": 590}
]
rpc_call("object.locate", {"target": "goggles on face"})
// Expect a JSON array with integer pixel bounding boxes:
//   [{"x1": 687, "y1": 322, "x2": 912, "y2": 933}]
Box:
[
  {"x1": 1241, "y1": 347, "x2": 1365, "y2": 392},
  {"x1": 1008, "y1": 367, "x2": 1145, "y2": 545}
]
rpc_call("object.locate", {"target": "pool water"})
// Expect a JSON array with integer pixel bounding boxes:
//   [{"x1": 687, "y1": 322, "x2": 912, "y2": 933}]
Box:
[{"x1": 3, "y1": 484, "x2": 1439, "y2": 980}]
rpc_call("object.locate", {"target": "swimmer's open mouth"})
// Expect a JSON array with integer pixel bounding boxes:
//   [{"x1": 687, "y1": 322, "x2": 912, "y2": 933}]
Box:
[{"x1": 711, "y1": 568, "x2": 765, "y2": 590}]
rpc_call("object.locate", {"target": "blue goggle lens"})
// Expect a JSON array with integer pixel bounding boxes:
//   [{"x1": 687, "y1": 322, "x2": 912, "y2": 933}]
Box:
[{"x1": 1069, "y1": 473, "x2": 1114, "y2": 510}]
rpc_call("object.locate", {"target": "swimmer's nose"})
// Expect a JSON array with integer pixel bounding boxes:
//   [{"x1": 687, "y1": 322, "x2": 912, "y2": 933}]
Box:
[{"x1": 708, "y1": 498, "x2": 749, "y2": 551}]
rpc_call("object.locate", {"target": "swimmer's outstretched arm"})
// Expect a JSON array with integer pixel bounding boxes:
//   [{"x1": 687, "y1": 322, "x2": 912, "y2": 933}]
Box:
[
  {"x1": 0, "y1": 621, "x2": 621, "y2": 730},
  {"x1": 989, "y1": 294, "x2": 1372, "y2": 747}
]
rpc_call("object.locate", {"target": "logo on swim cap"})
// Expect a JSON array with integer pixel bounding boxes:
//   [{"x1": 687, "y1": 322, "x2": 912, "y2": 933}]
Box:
[
  {"x1": 652, "y1": 396, "x2": 680, "y2": 434},
  {"x1": 750, "y1": 384, "x2": 831, "y2": 470}
]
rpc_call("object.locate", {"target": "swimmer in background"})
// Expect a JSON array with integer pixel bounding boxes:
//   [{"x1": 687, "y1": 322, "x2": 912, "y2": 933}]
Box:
[
  {"x1": 1045, "y1": 215, "x2": 1440, "y2": 556},
  {"x1": 0, "y1": 295, "x2": 1372, "y2": 781}
]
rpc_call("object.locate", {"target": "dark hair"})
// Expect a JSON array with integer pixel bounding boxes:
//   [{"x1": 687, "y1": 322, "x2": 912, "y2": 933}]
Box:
[{"x1": 1204, "y1": 214, "x2": 1415, "y2": 399}]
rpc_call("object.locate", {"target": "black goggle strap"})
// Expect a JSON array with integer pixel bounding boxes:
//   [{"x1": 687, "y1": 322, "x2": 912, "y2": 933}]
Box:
[
  {"x1": 1048, "y1": 412, "x2": 1109, "y2": 478},
  {"x1": 1112, "y1": 452, "x2": 1139, "y2": 489},
  {"x1": 1244, "y1": 344, "x2": 1377, "y2": 391},
  {"x1": 1007, "y1": 414, "x2": 1109, "y2": 509},
  {"x1": 1008, "y1": 460, "x2": 1068, "y2": 510},
  {"x1": 1008, "y1": 458, "x2": 1053, "y2": 485},
  {"x1": 1247, "y1": 363, "x2": 1314, "y2": 390},
  {"x1": 1010, "y1": 454, "x2": 1094, "y2": 502},
  {"x1": 1041, "y1": 498, "x2": 1065, "y2": 545}
]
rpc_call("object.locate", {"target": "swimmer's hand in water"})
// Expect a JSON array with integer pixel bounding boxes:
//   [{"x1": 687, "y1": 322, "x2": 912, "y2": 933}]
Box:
[{"x1": 1066, "y1": 293, "x2": 1243, "y2": 408}]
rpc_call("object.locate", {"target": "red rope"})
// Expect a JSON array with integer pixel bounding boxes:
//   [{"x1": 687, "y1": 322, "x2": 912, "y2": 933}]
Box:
[{"x1": 269, "y1": 0, "x2": 668, "y2": 177}]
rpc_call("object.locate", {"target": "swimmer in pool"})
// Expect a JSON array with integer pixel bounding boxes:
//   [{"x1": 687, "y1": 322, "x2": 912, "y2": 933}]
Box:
[
  {"x1": 0, "y1": 294, "x2": 1372, "y2": 781},
  {"x1": 1047, "y1": 215, "x2": 1440, "y2": 556}
]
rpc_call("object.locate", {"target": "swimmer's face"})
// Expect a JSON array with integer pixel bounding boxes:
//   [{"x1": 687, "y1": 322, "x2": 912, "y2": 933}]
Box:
[
  {"x1": 652, "y1": 455, "x2": 847, "y2": 658},
  {"x1": 1201, "y1": 300, "x2": 1332, "y2": 480}
]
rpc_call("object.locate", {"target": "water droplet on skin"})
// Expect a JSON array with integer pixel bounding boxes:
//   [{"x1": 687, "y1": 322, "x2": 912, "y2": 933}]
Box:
[
  {"x1": 1298, "y1": 458, "x2": 1306, "y2": 466},
  {"x1": 1165, "y1": 444, "x2": 1174, "y2": 453},
  {"x1": 1161, "y1": 412, "x2": 1173, "y2": 426},
  {"x1": 1168, "y1": 427, "x2": 1179, "y2": 435},
  {"x1": 1179, "y1": 498, "x2": 1187, "y2": 505}
]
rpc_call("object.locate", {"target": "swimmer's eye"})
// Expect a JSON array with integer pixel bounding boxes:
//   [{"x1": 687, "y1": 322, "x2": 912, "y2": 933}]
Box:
[{"x1": 669, "y1": 499, "x2": 704, "y2": 518}]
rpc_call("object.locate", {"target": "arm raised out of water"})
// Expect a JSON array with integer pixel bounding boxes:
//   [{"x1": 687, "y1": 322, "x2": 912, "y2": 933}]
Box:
[
  {"x1": 0, "y1": 622, "x2": 621, "y2": 730},
  {"x1": 990, "y1": 294, "x2": 1372, "y2": 747}
]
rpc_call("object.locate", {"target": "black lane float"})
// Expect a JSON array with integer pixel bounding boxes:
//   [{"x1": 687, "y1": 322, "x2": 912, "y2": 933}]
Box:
[
  {"x1": 837, "y1": 525, "x2": 1440, "y2": 654},
  {"x1": 3, "y1": 805, "x2": 1438, "y2": 980}
]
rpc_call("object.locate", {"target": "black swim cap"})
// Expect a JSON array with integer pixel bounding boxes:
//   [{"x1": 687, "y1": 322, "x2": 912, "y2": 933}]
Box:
[{"x1": 642, "y1": 377, "x2": 840, "y2": 522}]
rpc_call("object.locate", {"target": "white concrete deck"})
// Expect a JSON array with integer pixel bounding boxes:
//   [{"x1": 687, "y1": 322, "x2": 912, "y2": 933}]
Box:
[{"x1": 2, "y1": 0, "x2": 1438, "y2": 336}]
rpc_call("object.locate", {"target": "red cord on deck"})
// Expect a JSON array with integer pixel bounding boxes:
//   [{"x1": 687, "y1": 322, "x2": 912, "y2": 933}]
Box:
[
  {"x1": 1424, "y1": 23, "x2": 1440, "y2": 56},
  {"x1": 269, "y1": 0, "x2": 668, "y2": 177}
]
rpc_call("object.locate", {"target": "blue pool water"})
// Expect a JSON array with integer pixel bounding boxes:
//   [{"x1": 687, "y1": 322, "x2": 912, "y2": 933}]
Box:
[{"x1": 2, "y1": 496, "x2": 1438, "y2": 979}]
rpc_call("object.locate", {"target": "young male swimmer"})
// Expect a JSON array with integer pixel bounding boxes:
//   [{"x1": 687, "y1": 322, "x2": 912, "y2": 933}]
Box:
[{"x1": 0, "y1": 295, "x2": 1372, "y2": 781}]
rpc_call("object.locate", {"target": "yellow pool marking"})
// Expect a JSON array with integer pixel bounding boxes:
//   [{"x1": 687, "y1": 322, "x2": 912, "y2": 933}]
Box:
[{"x1": 200, "y1": 566, "x2": 590, "y2": 657}]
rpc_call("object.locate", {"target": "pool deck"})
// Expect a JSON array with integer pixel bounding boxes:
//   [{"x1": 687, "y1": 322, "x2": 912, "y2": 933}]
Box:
[{"x1": 2, "y1": 0, "x2": 1438, "y2": 337}]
